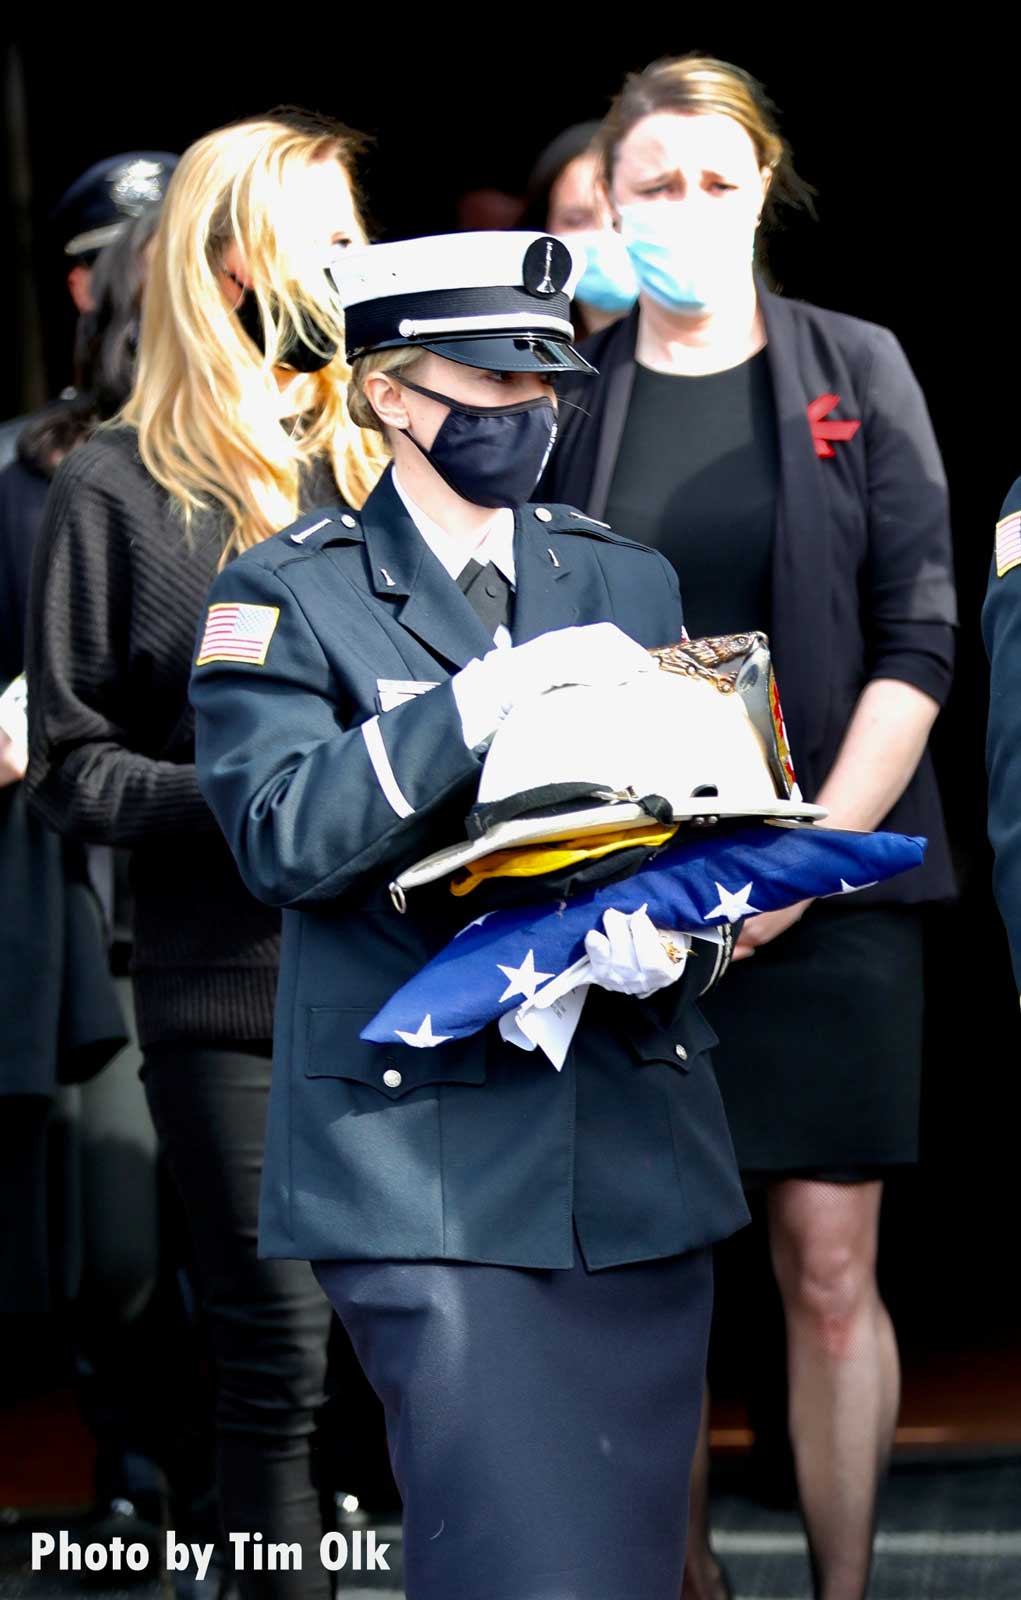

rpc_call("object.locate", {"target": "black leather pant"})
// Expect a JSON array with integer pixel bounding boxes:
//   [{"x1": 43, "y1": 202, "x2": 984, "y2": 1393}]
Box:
[{"x1": 142, "y1": 1045, "x2": 334, "y2": 1600}]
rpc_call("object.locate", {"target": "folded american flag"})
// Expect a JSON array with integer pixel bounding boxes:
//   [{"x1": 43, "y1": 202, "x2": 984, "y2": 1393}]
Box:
[{"x1": 362, "y1": 824, "x2": 925, "y2": 1048}]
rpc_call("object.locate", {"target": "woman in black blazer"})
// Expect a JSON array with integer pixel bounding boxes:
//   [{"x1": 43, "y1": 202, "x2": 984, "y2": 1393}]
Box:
[{"x1": 542, "y1": 55, "x2": 956, "y2": 1600}]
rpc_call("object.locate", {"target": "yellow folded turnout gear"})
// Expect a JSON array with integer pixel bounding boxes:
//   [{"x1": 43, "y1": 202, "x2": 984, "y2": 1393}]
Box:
[{"x1": 449, "y1": 820, "x2": 679, "y2": 896}]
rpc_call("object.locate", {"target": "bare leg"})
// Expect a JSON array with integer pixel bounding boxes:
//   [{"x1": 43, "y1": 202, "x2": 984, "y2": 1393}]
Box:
[
  {"x1": 681, "y1": 1384, "x2": 730, "y2": 1600},
  {"x1": 768, "y1": 1179, "x2": 899, "y2": 1600}
]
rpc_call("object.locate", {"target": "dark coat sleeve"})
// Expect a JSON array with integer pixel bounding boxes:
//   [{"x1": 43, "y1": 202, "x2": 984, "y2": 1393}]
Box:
[
  {"x1": 24, "y1": 447, "x2": 215, "y2": 845},
  {"x1": 190, "y1": 556, "x2": 486, "y2": 909},
  {"x1": 983, "y1": 476, "x2": 1021, "y2": 990},
  {"x1": 861, "y1": 327, "x2": 956, "y2": 705},
  {"x1": 0, "y1": 458, "x2": 50, "y2": 682}
]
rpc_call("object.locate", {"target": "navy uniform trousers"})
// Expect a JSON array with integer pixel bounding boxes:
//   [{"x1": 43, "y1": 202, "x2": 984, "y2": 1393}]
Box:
[{"x1": 190, "y1": 470, "x2": 750, "y2": 1600}]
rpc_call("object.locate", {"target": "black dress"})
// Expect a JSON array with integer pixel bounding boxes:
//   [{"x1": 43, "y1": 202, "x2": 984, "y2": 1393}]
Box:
[{"x1": 606, "y1": 353, "x2": 925, "y2": 1177}]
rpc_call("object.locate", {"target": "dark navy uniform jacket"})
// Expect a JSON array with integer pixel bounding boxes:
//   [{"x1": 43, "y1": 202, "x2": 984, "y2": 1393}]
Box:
[
  {"x1": 542, "y1": 287, "x2": 958, "y2": 907},
  {"x1": 983, "y1": 475, "x2": 1021, "y2": 992},
  {"x1": 190, "y1": 468, "x2": 749, "y2": 1269}
]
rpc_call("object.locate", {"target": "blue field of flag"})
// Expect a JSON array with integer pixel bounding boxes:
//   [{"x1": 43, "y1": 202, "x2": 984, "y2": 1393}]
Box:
[{"x1": 362, "y1": 824, "x2": 925, "y2": 1048}]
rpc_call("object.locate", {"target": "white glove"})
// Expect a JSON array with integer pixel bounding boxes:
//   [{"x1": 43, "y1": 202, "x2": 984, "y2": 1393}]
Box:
[
  {"x1": 451, "y1": 622, "x2": 654, "y2": 751},
  {"x1": 583, "y1": 905, "x2": 691, "y2": 999}
]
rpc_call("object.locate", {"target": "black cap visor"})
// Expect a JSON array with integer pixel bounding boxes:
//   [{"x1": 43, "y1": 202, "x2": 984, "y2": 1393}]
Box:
[{"x1": 417, "y1": 332, "x2": 595, "y2": 376}]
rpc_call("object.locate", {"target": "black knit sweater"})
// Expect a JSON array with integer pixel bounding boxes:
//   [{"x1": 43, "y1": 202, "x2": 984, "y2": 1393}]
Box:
[{"x1": 25, "y1": 425, "x2": 339, "y2": 1048}]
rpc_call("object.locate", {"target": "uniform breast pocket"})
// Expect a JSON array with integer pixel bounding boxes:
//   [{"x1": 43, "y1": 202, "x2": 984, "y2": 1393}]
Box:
[
  {"x1": 304, "y1": 1008, "x2": 487, "y2": 1100},
  {"x1": 628, "y1": 1004, "x2": 719, "y2": 1074},
  {"x1": 630, "y1": 1003, "x2": 747, "y2": 1237}
]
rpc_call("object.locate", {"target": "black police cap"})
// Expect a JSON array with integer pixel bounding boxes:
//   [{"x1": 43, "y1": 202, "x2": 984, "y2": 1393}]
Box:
[{"x1": 51, "y1": 152, "x2": 178, "y2": 258}]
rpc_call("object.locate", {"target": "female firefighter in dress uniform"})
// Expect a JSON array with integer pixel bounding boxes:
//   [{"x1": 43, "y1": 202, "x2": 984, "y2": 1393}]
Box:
[{"x1": 190, "y1": 230, "x2": 750, "y2": 1600}]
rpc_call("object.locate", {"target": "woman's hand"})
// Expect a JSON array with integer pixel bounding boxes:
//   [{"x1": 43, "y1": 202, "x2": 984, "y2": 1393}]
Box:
[
  {"x1": 452, "y1": 622, "x2": 655, "y2": 750},
  {"x1": 584, "y1": 905, "x2": 691, "y2": 996},
  {"x1": 732, "y1": 898, "x2": 812, "y2": 961},
  {"x1": 729, "y1": 680, "x2": 941, "y2": 962},
  {"x1": 0, "y1": 728, "x2": 27, "y2": 788}
]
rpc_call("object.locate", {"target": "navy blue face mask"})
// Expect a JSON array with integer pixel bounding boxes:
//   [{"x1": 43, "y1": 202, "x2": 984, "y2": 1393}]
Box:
[{"x1": 398, "y1": 376, "x2": 558, "y2": 509}]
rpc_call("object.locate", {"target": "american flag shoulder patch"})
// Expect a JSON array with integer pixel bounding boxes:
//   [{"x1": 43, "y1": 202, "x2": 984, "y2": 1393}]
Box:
[
  {"x1": 196, "y1": 602, "x2": 280, "y2": 666},
  {"x1": 996, "y1": 510, "x2": 1021, "y2": 578}
]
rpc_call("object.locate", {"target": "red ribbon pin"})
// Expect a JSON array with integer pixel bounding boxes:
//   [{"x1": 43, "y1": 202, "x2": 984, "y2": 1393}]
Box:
[{"x1": 807, "y1": 393, "x2": 860, "y2": 459}]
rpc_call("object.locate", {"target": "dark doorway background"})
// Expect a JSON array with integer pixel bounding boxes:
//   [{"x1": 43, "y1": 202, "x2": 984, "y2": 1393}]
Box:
[{"x1": 5, "y1": 28, "x2": 1020, "y2": 1393}]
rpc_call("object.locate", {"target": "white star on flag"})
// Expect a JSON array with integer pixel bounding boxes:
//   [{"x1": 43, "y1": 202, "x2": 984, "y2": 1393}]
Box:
[
  {"x1": 497, "y1": 949, "x2": 554, "y2": 1003},
  {"x1": 705, "y1": 881, "x2": 761, "y2": 920},
  {"x1": 395, "y1": 1014, "x2": 451, "y2": 1048},
  {"x1": 837, "y1": 877, "x2": 879, "y2": 895}
]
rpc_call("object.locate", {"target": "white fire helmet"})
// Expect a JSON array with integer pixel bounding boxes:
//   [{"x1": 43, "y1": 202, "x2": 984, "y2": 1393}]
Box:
[{"x1": 394, "y1": 632, "x2": 825, "y2": 894}]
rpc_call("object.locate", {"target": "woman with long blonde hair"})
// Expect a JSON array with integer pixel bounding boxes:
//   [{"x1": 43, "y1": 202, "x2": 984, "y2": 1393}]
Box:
[{"x1": 26, "y1": 108, "x2": 388, "y2": 1599}]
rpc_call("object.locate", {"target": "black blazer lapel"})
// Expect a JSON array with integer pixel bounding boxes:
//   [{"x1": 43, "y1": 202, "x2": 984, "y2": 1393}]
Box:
[
  {"x1": 555, "y1": 291, "x2": 833, "y2": 769},
  {"x1": 359, "y1": 471, "x2": 498, "y2": 671},
  {"x1": 758, "y1": 287, "x2": 834, "y2": 769},
  {"x1": 587, "y1": 307, "x2": 639, "y2": 522}
]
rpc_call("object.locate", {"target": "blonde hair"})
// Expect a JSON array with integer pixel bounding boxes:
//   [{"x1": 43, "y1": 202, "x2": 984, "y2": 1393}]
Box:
[
  {"x1": 121, "y1": 111, "x2": 389, "y2": 562},
  {"x1": 598, "y1": 55, "x2": 814, "y2": 229},
  {"x1": 348, "y1": 346, "x2": 428, "y2": 434}
]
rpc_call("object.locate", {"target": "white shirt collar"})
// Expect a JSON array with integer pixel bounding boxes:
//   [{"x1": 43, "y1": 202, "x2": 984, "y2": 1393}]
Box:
[{"x1": 391, "y1": 469, "x2": 516, "y2": 587}]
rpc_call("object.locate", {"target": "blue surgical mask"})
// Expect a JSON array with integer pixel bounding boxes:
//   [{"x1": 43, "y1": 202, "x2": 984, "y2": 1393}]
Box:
[
  {"x1": 399, "y1": 377, "x2": 558, "y2": 509},
  {"x1": 618, "y1": 201, "x2": 755, "y2": 315},
  {"x1": 567, "y1": 230, "x2": 639, "y2": 315}
]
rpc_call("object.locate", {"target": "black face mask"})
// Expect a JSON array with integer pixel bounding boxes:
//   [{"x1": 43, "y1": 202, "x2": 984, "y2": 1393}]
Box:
[
  {"x1": 398, "y1": 376, "x2": 558, "y2": 510},
  {"x1": 228, "y1": 269, "x2": 338, "y2": 374}
]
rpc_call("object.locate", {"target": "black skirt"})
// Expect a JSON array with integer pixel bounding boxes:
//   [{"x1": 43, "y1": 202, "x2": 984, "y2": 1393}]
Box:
[{"x1": 700, "y1": 902, "x2": 925, "y2": 1176}]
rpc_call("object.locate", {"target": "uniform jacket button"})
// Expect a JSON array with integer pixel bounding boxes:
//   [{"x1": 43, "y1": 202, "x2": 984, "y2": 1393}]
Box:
[
  {"x1": 675, "y1": 1044, "x2": 688, "y2": 1061},
  {"x1": 533, "y1": 507, "x2": 553, "y2": 523},
  {"x1": 383, "y1": 1068, "x2": 402, "y2": 1088},
  {"x1": 340, "y1": 513, "x2": 357, "y2": 528}
]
